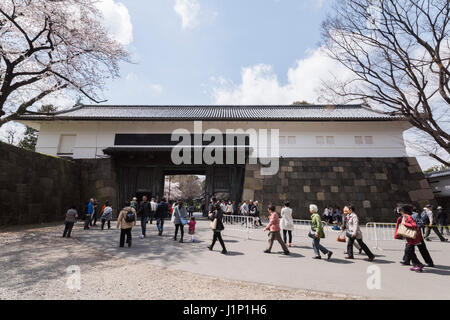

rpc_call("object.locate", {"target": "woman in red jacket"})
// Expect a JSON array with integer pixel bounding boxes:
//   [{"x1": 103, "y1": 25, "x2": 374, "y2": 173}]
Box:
[{"x1": 395, "y1": 204, "x2": 425, "y2": 272}]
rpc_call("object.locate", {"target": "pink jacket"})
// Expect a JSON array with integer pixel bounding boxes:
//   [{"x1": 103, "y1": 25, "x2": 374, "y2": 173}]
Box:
[
  {"x1": 188, "y1": 220, "x2": 196, "y2": 231},
  {"x1": 265, "y1": 211, "x2": 281, "y2": 232}
]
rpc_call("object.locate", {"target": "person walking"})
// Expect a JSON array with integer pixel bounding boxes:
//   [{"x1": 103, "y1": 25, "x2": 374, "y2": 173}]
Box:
[
  {"x1": 280, "y1": 202, "x2": 294, "y2": 247},
  {"x1": 344, "y1": 204, "x2": 375, "y2": 261},
  {"x1": 138, "y1": 196, "x2": 151, "y2": 238},
  {"x1": 225, "y1": 201, "x2": 233, "y2": 215},
  {"x1": 84, "y1": 198, "x2": 95, "y2": 230},
  {"x1": 208, "y1": 203, "x2": 227, "y2": 254},
  {"x1": 150, "y1": 198, "x2": 158, "y2": 224},
  {"x1": 173, "y1": 199, "x2": 188, "y2": 243},
  {"x1": 264, "y1": 205, "x2": 290, "y2": 255},
  {"x1": 395, "y1": 204, "x2": 425, "y2": 272},
  {"x1": 342, "y1": 210, "x2": 362, "y2": 255},
  {"x1": 63, "y1": 205, "x2": 78, "y2": 238},
  {"x1": 188, "y1": 216, "x2": 197, "y2": 242},
  {"x1": 437, "y1": 206, "x2": 449, "y2": 236},
  {"x1": 100, "y1": 201, "x2": 113, "y2": 230},
  {"x1": 309, "y1": 204, "x2": 333, "y2": 260},
  {"x1": 90, "y1": 199, "x2": 99, "y2": 227},
  {"x1": 116, "y1": 201, "x2": 137, "y2": 248},
  {"x1": 254, "y1": 201, "x2": 263, "y2": 226},
  {"x1": 400, "y1": 208, "x2": 435, "y2": 267},
  {"x1": 423, "y1": 205, "x2": 448, "y2": 242},
  {"x1": 188, "y1": 202, "x2": 195, "y2": 218},
  {"x1": 155, "y1": 198, "x2": 169, "y2": 236}
]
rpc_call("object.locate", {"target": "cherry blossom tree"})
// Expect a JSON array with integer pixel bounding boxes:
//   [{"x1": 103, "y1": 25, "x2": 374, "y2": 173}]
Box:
[
  {"x1": 0, "y1": 0, "x2": 128, "y2": 127},
  {"x1": 321, "y1": 0, "x2": 450, "y2": 166}
]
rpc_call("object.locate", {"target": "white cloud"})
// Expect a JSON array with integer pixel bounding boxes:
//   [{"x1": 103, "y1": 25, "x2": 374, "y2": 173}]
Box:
[
  {"x1": 96, "y1": 0, "x2": 133, "y2": 45},
  {"x1": 174, "y1": 0, "x2": 201, "y2": 30},
  {"x1": 125, "y1": 73, "x2": 163, "y2": 96},
  {"x1": 210, "y1": 47, "x2": 353, "y2": 105}
]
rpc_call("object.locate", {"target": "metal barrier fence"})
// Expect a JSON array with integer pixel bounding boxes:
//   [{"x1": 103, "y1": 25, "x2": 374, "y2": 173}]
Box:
[
  {"x1": 222, "y1": 215, "x2": 257, "y2": 240},
  {"x1": 221, "y1": 215, "x2": 330, "y2": 240},
  {"x1": 365, "y1": 222, "x2": 397, "y2": 251},
  {"x1": 292, "y1": 219, "x2": 330, "y2": 238}
]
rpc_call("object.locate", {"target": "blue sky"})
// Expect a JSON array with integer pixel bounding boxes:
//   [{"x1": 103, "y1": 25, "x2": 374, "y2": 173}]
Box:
[{"x1": 99, "y1": 0, "x2": 332, "y2": 105}]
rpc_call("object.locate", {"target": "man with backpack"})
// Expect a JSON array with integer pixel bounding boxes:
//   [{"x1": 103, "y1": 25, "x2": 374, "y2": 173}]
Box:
[
  {"x1": 117, "y1": 201, "x2": 137, "y2": 248},
  {"x1": 422, "y1": 205, "x2": 448, "y2": 242}
]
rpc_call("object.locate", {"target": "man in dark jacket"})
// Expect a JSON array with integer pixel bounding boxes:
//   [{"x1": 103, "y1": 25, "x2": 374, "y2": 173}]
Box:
[
  {"x1": 155, "y1": 198, "x2": 169, "y2": 236},
  {"x1": 139, "y1": 196, "x2": 151, "y2": 239}
]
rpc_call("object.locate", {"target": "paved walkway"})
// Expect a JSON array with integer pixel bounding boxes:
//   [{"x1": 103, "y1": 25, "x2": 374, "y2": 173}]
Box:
[{"x1": 75, "y1": 219, "x2": 450, "y2": 300}]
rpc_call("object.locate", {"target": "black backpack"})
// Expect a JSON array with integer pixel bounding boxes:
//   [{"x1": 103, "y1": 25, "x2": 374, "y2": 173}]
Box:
[{"x1": 124, "y1": 209, "x2": 135, "y2": 223}]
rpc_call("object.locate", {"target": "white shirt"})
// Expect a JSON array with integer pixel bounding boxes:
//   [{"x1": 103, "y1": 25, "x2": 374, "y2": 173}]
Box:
[{"x1": 280, "y1": 207, "x2": 294, "y2": 231}]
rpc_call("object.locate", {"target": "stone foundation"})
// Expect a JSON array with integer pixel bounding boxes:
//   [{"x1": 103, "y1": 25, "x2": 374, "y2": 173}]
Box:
[
  {"x1": 244, "y1": 157, "x2": 436, "y2": 223},
  {"x1": 0, "y1": 142, "x2": 81, "y2": 226}
]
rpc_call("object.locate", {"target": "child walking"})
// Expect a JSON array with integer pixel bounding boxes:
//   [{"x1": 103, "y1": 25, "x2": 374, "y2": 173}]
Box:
[{"x1": 188, "y1": 216, "x2": 197, "y2": 242}]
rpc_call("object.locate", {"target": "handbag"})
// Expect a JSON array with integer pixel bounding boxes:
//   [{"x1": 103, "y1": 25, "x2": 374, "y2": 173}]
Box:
[
  {"x1": 397, "y1": 222, "x2": 418, "y2": 239},
  {"x1": 180, "y1": 217, "x2": 188, "y2": 225},
  {"x1": 211, "y1": 218, "x2": 218, "y2": 230},
  {"x1": 337, "y1": 231, "x2": 346, "y2": 242},
  {"x1": 308, "y1": 230, "x2": 316, "y2": 239}
]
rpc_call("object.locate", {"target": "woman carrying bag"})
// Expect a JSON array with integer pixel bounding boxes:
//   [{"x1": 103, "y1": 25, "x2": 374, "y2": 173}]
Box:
[
  {"x1": 208, "y1": 203, "x2": 227, "y2": 254},
  {"x1": 309, "y1": 204, "x2": 333, "y2": 260},
  {"x1": 173, "y1": 199, "x2": 188, "y2": 243},
  {"x1": 395, "y1": 204, "x2": 425, "y2": 272}
]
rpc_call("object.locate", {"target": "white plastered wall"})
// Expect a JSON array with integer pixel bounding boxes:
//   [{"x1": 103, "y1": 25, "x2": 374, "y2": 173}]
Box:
[{"x1": 25, "y1": 120, "x2": 411, "y2": 159}]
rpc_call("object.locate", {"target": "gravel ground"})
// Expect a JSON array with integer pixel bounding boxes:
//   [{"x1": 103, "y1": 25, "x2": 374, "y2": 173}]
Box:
[{"x1": 0, "y1": 223, "x2": 362, "y2": 300}]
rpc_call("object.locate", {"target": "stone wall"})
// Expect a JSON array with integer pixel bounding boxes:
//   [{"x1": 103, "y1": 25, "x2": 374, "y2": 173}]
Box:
[
  {"x1": 244, "y1": 157, "x2": 436, "y2": 223},
  {"x1": 0, "y1": 142, "x2": 81, "y2": 226},
  {"x1": 78, "y1": 159, "x2": 118, "y2": 218},
  {"x1": 0, "y1": 143, "x2": 120, "y2": 226}
]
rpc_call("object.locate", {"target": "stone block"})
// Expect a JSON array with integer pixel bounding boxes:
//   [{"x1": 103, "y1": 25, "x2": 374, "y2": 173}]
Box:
[
  {"x1": 375, "y1": 173, "x2": 388, "y2": 180},
  {"x1": 244, "y1": 178, "x2": 263, "y2": 191},
  {"x1": 419, "y1": 179, "x2": 430, "y2": 189},
  {"x1": 333, "y1": 167, "x2": 344, "y2": 173},
  {"x1": 370, "y1": 186, "x2": 378, "y2": 193},
  {"x1": 363, "y1": 200, "x2": 371, "y2": 208},
  {"x1": 303, "y1": 186, "x2": 311, "y2": 193},
  {"x1": 243, "y1": 189, "x2": 255, "y2": 202},
  {"x1": 317, "y1": 192, "x2": 325, "y2": 201},
  {"x1": 331, "y1": 186, "x2": 339, "y2": 193}
]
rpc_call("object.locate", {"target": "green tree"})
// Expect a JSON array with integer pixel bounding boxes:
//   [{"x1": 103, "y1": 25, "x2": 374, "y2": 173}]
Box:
[{"x1": 17, "y1": 126, "x2": 38, "y2": 151}]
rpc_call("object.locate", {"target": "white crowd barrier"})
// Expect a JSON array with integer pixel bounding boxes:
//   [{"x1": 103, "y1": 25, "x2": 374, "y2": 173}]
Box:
[
  {"x1": 365, "y1": 222, "x2": 397, "y2": 251},
  {"x1": 222, "y1": 215, "x2": 258, "y2": 240}
]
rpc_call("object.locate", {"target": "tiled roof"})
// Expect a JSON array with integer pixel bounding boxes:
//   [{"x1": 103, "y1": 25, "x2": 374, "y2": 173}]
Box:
[
  {"x1": 425, "y1": 169, "x2": 450, "y2": 179},
  {"x1": 19, "y1": 105, "x2": 404, "y2": 121}
]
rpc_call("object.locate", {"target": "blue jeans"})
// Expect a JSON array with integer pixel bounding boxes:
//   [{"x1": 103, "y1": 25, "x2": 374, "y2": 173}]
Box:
[
  {"x1": 157, "y1": 218, "x2": 165, "y2": 233},
  {"x1": 312, "y1": 237, "x2": 329, "y2": 256},
  {"x1": 141, "y1": 216, "x2": 148, "y2": 236}
]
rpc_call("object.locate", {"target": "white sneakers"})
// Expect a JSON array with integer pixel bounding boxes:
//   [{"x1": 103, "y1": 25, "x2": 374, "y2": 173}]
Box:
[{"x1": 140, "y1": 235, "x2": 145, "y2": 239}]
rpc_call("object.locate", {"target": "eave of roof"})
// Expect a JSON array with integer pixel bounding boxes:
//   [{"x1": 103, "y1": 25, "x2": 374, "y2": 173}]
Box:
[{"x1": 18, "y1": 104, "x2": 406, "y2": 122}]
